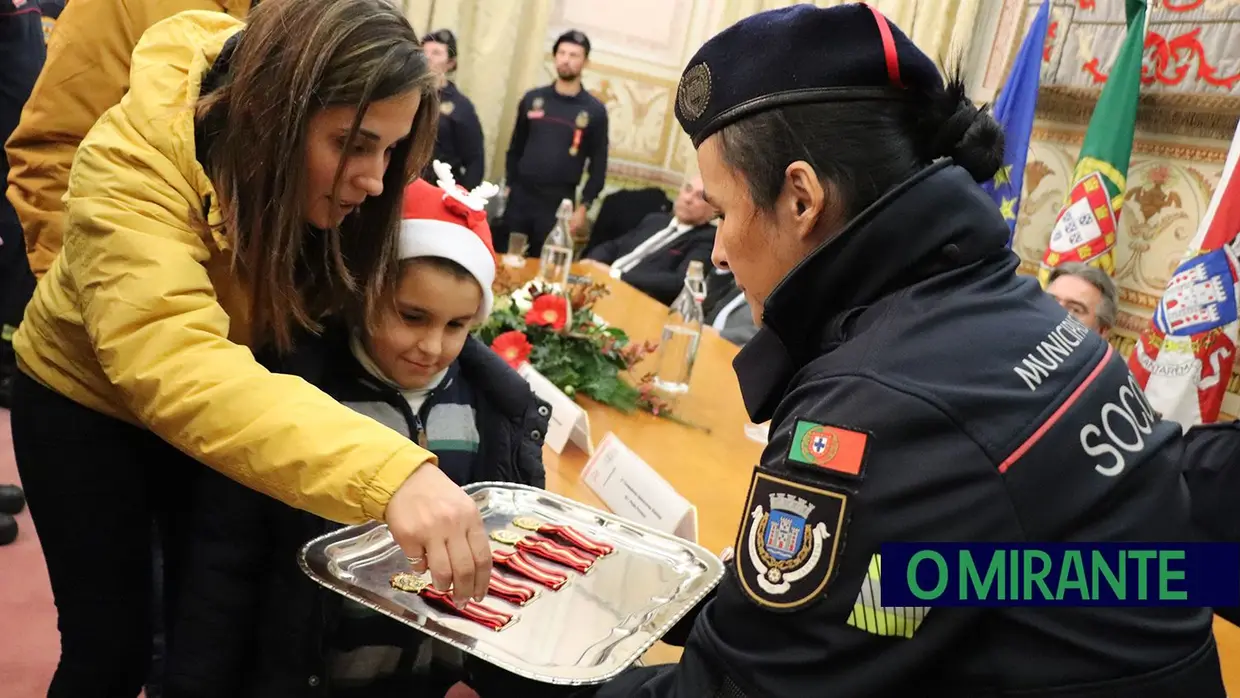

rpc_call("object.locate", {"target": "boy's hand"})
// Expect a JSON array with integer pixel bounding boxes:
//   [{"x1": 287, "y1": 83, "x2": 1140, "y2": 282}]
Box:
[{"x1": 385, "y1": 463, "x2": 492, "y2": 606}]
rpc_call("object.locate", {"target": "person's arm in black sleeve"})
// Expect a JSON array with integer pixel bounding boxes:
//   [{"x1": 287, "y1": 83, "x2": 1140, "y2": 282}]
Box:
[
  {"x1": 1177, "y1": 418, "x2": 1240, "y2": 628},
  {"x1": 505, "y1": 92, "x2": 531, "y2": 186},
  {"x1": 621, "y1": 234, "x2": 715, "y2": 305},
  {"x1": 455, "y1": 98, "x2": 486, "y2": 190},
  {"x1": 579, "y1": 106, "x2": 609, "y2": 208},
  {"x1": 163, "y1": 466, "x2": 274, "y2": 698},
  {"x1": 583, "y1": 231, "x2": 629, "y2": 264},
  {"x1": 584, "y1": 375, "x2": 1017, "y2": 698},
  {"x1": 1180, "y1": 420, "x2": 1240, "y2": 544}
]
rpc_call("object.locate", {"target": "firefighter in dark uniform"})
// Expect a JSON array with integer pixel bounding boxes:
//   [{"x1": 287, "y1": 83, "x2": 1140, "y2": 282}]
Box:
[
  {"x1": 463, "y1": 4, "x2": 1226, "y2": 697},
  {"x1": 502, "y1": 29, "x2": 608, "y2": 257},
  {"x1": 421, "y1": 28, "x2": 485, "y2": 189}
]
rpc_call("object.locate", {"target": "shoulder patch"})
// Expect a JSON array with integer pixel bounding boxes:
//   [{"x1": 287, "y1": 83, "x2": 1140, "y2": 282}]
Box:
[
  {"x1": 735, "y1": 467, "x2": 849, "y2": 611},
  {"x1": 787, "y1": 419, "x2": 870, "y2": 478}
]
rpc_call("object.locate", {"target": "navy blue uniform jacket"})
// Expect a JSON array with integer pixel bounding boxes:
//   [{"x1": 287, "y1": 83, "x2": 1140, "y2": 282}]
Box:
[
  {"x1": 570, "y1": 162, "x2": 1222, "y2": 697},
  {"x1": 505, "y1": 84, "x2": 608, "y2": 207},
  {"x1": 428, "y1": 81, "x2": 485, "y2": 189}
]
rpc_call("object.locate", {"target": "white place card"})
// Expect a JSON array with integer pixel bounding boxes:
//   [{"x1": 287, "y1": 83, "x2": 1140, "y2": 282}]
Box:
[
  {"x1": 581, "y1": 432, "x2": 698, "y2": 542},
  {"x1": 518, "y1": 363, "x2": 594, "y2": 455}
]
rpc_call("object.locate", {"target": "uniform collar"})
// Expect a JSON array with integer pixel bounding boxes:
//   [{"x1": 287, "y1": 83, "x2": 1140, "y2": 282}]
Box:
[{"x1": 733, "y1": 161, "x2": 1015, "y2": 422}]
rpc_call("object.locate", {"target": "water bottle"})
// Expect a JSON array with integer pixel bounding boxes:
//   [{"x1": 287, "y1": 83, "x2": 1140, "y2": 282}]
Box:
[
  {"x1": 537, "y1": 198, "x2": 575, "y2": 287},
  {"x1": 494, "y1": 176, "x2": 508, "y2": 219},
  {"x1": 653, "y1": 261, "x2": 706, "y2": 395}
]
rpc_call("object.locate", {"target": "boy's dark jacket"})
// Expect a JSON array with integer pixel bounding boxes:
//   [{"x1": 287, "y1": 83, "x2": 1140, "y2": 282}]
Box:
[{"x1": 165, "y1": 323, "x2": 551, "y2": 698}]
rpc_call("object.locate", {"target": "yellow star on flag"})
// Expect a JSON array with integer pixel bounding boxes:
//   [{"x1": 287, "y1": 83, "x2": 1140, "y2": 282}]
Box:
[
  {"x1": 999, "y1": 197, "x2": 1018, "y2": 221},
  {"x1": 992, "y1": 164, "x2": 1013, "y2": 188}
]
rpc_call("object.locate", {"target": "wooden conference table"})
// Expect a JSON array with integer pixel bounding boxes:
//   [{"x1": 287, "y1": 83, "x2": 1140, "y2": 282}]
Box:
[
  {"x1": 521, "y1": 260, "x2": 1240, "y2": 687},
  {"x1": 512, "y1": 259, "x2": 760, "y2": 665}
]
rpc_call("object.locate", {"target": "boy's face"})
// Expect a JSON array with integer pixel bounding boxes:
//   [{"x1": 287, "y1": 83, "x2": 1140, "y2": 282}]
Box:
[{"x1": 368, "y1": 260, "x2": 482, "y2": 390}]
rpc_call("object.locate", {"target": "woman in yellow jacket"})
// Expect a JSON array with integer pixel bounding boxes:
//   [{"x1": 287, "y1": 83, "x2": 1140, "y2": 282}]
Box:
[{"x1": 8, "y1": 0, "x2": 495, "y2": 694}]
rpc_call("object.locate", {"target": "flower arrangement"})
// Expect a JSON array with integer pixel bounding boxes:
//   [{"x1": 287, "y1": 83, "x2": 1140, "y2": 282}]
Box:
[{"x1": 474, "y1": 268, "x2": 673, "y2": 415}]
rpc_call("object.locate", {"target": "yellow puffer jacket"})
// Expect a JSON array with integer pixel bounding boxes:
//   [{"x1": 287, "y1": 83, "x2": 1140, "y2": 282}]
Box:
[
  {"x1": 13, "y1": 10, "x2": 436, "y2": 525},
  {"x1": 6, "y1": 0, "x2": 251, "y2": 279}
]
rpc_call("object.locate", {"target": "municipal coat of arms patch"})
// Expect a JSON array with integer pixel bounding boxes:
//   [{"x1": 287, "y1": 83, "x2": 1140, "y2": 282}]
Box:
[{"x1": 735, "y1": 468, "x2": 848, "y2": 611}]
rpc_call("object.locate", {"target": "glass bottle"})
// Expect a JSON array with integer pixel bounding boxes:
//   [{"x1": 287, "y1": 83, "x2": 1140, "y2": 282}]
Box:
[
  {"x1": 652, "y1": 261, "x2": 706, "y2": 395},
  {"x1": 537, "y1": 198, "x2": 575, "y2": 288}
]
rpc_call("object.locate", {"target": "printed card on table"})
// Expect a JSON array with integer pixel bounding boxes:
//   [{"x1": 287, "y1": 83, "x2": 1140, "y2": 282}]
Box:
[
  {"x1": 581, "y1": 432, "x2": 698, "y2": 543},
  {"x1": 518, "y1": 363, "x2": 593, "y2": 455}
]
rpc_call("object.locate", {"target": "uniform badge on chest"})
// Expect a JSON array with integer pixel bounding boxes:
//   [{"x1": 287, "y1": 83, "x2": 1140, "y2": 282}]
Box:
[
  {"x1": 440, "y1": 101, "x2": 456, "y2": 116},
  {"x1": 570, "y1": 110, "x2": 590, "y2": 156},
  {"x1": 736, "y1": 468, "x2": 848, "y2": 610},
  {"x1": 528, "y1": 96, "x2": 545, "y2": 119}
]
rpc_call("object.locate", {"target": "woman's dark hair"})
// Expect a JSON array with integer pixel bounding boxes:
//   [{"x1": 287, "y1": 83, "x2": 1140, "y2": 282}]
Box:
[
  {"x1": 197, "y1": 0, "x2": 439, "y2": 354},
  {"x1": 716, "y1": 66, "x2": 1004, "y2": 220}
]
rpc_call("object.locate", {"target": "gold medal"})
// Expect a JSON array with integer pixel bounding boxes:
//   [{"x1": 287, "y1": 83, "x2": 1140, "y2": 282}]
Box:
[{"x1": 390, "y1": 571, "x2": 431, "y2": 593}]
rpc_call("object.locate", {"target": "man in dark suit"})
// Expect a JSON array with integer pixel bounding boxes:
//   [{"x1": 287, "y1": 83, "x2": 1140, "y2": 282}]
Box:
[
  {"x1": 703, "y1": 268, "x2": 756, "y2": 346},
  {"x1": 585, "y1": 175, "x2": 716, "y2": 305}
]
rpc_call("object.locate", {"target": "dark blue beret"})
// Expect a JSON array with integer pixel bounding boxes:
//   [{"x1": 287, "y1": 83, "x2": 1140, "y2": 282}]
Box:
[
  {"x1": 675, "y1": 3, "x2": 944, "y2": 147},
  {"x1": 554, "y1": 29, "x2": 591, "y2": 56}
]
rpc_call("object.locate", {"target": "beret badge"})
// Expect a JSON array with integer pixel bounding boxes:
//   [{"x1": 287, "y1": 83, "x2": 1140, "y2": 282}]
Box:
[{"x1": 677, "y1": 62, "x2": 712, "y2": 122}]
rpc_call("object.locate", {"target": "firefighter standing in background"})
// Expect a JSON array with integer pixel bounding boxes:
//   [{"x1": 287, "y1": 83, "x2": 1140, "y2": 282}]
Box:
[
  {"x1": 421, "y1": 28, "x2": 484, "y2": 189},
  {"x1": 502, "y1": 29, "x2": 608, "y2": 257}
]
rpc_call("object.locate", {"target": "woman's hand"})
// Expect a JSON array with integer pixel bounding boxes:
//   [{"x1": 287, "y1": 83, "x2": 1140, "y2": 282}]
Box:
[{"x1": 385, "y1": 463, "x2": 492, "y2": 606}]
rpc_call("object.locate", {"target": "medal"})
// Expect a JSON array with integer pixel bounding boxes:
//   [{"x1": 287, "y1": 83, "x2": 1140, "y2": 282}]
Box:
[
  {"x1": 491, "y1": 548, "x2": 569, "y2": 590},
  {"x1": 488, "y1": 573, "x2": 540, "y2": 606},
  {"x1": 512, "y1": 516, "x2": 615, "y2": 558},
  {"x1": 570, "y1": 110, "x2": 589, "y2": 156},
  {"x1": 492, "y1": 529, "x2": 597, "y2": 574},
  {"x1": 390, "y1": 572, "x2": 515, "y2": 631}
]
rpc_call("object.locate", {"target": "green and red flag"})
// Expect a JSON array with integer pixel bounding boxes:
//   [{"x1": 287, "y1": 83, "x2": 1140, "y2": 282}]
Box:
[{"x1": 1038, "y1": 0, "x2": 1147, "y2": 286}]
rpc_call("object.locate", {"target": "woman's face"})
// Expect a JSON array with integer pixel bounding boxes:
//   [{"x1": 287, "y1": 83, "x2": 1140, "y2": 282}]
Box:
[
  {"x1": 303, "y1": 90, "x2": 422, "y2": 229},
  {"x1": 697, "y1": 135, "x2": 824, "y2": 325}
]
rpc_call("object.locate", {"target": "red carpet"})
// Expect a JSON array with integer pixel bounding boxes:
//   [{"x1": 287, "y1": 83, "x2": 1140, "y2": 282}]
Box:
[{"x1": 0, "y1": 407, "x2": 58, "y2": 697}]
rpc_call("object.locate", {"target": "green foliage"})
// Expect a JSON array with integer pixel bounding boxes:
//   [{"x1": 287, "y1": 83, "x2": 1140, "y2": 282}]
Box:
[{"x1": 474, "y1": 280, "x2": 654, "y2": 412}]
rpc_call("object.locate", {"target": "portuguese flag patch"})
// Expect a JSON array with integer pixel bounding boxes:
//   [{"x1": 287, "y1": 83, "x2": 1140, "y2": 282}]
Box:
[{"x1": 789, "y1": 420, "x2": 869, "y2": 477}]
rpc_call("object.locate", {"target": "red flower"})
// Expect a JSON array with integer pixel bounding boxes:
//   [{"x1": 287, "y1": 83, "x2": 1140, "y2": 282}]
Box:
[
  {"x1": 491, "y1": 330, "x2": 533, "y2": 369},
  {"x1": 525, "y1": 294, "x2": 568, "y2": 331}
]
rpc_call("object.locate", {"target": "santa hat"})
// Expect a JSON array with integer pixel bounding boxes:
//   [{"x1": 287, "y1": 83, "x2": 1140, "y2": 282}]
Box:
[{"x1": 399, "y1": 161, "x2": 500, "y2": 321}]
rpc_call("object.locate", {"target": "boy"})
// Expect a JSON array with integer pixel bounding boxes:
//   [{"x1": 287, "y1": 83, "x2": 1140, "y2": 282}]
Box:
[{"x1": 165, "y1": 172, "x2": 551, "y2": 698}]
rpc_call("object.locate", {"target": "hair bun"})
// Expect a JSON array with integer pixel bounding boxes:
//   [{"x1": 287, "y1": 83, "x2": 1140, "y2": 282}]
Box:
[{"x1": 918, "y1": 71, "x2": 1006, "y2": 183}]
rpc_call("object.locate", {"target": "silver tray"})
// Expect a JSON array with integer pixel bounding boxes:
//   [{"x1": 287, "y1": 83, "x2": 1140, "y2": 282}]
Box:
[{"x1": 299, "y1": 481, "x2": 725, "y2": 685}]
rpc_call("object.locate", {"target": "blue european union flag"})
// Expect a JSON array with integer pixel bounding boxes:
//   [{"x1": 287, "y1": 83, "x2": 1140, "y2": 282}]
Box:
[{"x1": 979, "y1": 0, "x2": 1051, "y2": 247}]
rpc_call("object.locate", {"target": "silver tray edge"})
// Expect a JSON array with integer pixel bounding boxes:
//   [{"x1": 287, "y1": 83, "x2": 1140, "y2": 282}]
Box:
[{"x1": 298, "y1": 481, "x2": 725, "y2": 686}]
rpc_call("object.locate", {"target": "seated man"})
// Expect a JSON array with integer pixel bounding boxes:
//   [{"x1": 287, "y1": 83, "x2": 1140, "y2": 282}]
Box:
[
  {"x1": 1044, "y1": 261, "x2": 1117, "y2": 338},
  {"x1": 702, "y1": 267, "x2": 756, "y2": 346},
  {"x1": 585, "y1": 176, "x2": 716, "y2": 305}
]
